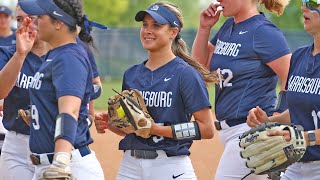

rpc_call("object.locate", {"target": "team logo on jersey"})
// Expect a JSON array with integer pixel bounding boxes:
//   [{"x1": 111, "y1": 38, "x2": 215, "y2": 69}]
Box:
[
  {"x1": 140, "y1": 91, "x2": 172, "y2": 108},
  {"x1": 164, "y1": 75, "x2": 174, "y2": 82},
  {"x1": 150, "y1": 5, "x2": 159, "y2": 11},
  {"x1": 214, "y1": 39, "x2": 241, "y2": 57},
  {"x1": 239, "y1": 31, "x2": 248, "y2": 35},
  {"x1": 287, "y1": 75, "x2": 320, "y2": 95},
  {"x1": 15, "y1": 72, "x2": 34, "y2": 89}
]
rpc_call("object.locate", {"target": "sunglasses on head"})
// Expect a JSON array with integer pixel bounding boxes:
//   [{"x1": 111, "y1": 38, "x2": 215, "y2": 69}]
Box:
[{"x1": 302, "y1": 0, "x2": 319, "y2": 9}]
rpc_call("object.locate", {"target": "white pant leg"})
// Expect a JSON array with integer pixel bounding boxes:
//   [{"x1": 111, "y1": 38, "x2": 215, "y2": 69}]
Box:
[
  {"x1": 0, "y1": 131, "x2": 34, "y2": 180},
  {"x1": 0, "y1": 114, "x2": 7, "y2": 152},
  {"x1": 215, "y1": 123, "x2": 267, "y2": 180},
  {"x1": 281, "y1": 161, "x2": 320, "y2": 180},
  {"x1": 32, "y1": 149, "x2": 104, "y2": 180},
  {"x1": 117, "y1": 150, "x2": 197, "y2": 180}
]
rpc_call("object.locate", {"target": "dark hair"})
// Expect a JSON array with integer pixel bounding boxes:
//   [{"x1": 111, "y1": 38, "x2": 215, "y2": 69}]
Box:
[{"x1": 53, "y1": 0, "x2": 94, "y2": 45}]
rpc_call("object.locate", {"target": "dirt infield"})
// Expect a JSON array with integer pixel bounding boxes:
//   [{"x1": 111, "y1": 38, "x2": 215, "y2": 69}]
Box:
[{"x1": 89, "y1": 127, "x2": 224, "y2": 180}]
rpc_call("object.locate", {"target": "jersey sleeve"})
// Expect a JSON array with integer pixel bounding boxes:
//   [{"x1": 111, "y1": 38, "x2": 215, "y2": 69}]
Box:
[
  {"x1": 52, "y1": 52, "x2": 89, "y2": 99},
  {"x1": 253, "y1": 24, "x2": 290, "y2": 63},
  {"x1": 179, "y1": 66, "x2": 211, "y2": 113},
  {"x1": 0, "y1": 46, "x2": 15, "y2": 70}
]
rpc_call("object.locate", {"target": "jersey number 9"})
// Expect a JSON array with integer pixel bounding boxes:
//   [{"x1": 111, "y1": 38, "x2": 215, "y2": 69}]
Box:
[{"x1": 31, "y1": 105, "x2": 40, "y2": 130}]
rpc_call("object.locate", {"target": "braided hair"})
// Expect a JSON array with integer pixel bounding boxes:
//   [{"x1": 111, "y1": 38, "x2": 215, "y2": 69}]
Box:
[{"x1": 53, "y1": 0, "x2": 93, "y2": 45}]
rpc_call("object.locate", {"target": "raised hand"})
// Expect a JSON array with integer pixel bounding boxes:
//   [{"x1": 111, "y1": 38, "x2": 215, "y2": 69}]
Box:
[
  {"x1": 16, "y1": 17, "x2": 37, "y2": 56},
  {"x1": 246, "y1": 106, "x2": 270, "y2": 127},
  {"x1": 199, "y1": 3, "x2": 222, "y2": 30}
]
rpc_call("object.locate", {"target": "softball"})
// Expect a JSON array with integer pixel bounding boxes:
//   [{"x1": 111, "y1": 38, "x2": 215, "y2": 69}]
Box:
[{"x1": 116, "y1": 106, "x2": 126, "y2": 118}]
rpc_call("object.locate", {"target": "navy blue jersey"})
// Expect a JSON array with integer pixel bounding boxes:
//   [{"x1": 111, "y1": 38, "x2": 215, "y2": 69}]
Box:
[
  {"x1": 0, "y1": 46, "x2": 43, "y2": 135},
  {"x1": 76, "y1": 38, "x2": 99, "y2": 78},
  {"x1": 286, "y1": 45, "x2": 320, "y2": 162},
  {"x1": 0, "y1": 33, "x2": 16, "y2": 46},
  {"x1": 119, "y1": 57, "x2": 211, "y2": 156},
  {"x1": 210, "y1": 13, "x2": 290, "y2": 121},
  {"x1": 28, "y1": 43, "x2": 93, "y2": 154}
]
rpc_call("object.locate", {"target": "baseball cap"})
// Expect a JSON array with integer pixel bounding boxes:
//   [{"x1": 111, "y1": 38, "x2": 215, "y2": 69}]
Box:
[
  {"x1": 0, "y1": 5, "x2": 12, "y2": 16},
  {"x1": 18, "y1": 0, "x2": 76, "y2": 26},
  {"x1": 135, "y1": 3, "x2": 181, "y2": 31},
  {"x1": 302, "y1": 0, "x2": 320, "y2": 9}
]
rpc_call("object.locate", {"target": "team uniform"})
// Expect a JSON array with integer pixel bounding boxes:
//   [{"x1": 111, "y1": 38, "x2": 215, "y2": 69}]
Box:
[
  {"x1": 0, "y1": 32, "x2": 16, "y2": 46},
  {"x1": 210, "y1": 13, "x2": 290, "y2": 179},
  {"x1": 0, "y1": 30, "x2": 16, "y2": 156},
  {"x1": 28, "y1": 43, "x2": 104, "y2": 180},
  {"x1": 282, "y1": 45, "x2": 320, "y2": 180},
  {"x1": 117, "y1": 57, "x2": 210, "y2": 180},
  {"x1": 0, "y1": 46, "x2": 42, "y2": 179}
]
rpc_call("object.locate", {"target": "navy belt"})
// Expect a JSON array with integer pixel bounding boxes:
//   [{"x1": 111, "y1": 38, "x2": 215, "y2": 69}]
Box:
[
  {"x1": 0, "y1": 133, "x2": 5, "y2": 141},
  {"x1": 214, "y1": 118, "x2": 247, "y2": 130},
  {"x1": 30, "y1": 145, "x2": 91, "y2": 165},
  {"x1": 130, "y1": 150, "x2": 158, "y2": 159}
]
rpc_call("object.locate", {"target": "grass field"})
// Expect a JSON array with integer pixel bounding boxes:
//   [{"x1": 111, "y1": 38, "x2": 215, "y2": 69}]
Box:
[{"x1": 94, "y1": 80, "x2": 216, "y2": 110}]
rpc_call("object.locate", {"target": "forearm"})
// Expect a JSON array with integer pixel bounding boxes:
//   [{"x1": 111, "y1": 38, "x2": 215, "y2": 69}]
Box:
[
  {"x1": 0, "y1": 52, "x2": 27, "y2": 98},
  {"x1": 108, "y1": 125, "x2": 126, "y2": 136},
  {"x1": 150, "y1": 125, "x2": 173, "y2": 138},
  {"x1": 54, "y1": 139, "x2": 73, "y2": 153},
  {"x1": 192, "y1": 28, "x2": 212, "y2": 68},
  {"x1": 269, "y1": 109, "x2": 291, "y2": 125}
]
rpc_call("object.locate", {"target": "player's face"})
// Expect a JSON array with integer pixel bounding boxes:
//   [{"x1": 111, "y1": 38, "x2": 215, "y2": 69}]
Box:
[
  {"x1": 16, "y1": 6, "x2": 38, "y2": 34},
  {"x1": 301, "y1": 3, "x2": 320, "y2": 34},
  {"x1": 36, "y1": 14, "x2": 56, "y2": 43},
  {"x1": 140, "y1": 15, "x2": 175, "y2": 52},
  {"x1": 0, "y1": 13, "x2": 11, "y2": 30}
]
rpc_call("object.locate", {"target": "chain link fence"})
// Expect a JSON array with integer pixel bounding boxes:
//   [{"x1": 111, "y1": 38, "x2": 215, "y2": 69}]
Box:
[{"x1": 92, "y1": 28, "x2": 313, "y2": 80}]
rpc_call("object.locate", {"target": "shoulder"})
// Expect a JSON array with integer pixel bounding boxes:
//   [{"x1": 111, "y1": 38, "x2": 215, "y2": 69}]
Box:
[
  {"x1": 174, "y1": 57, "x2": 203, "y2": 80},
  {"x1": 0, "y1": 45, "x2": 16, "y2": 57},
  {"x1": 291, "y1": 45, "x2": 310, "y2": 62},
  {"x1": 124, "y1": 61, "x2": 145, "y2": 75}
]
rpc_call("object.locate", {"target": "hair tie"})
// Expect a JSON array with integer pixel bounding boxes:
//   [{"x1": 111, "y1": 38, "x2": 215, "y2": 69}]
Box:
[{"x1": 83, "y1": 15, "x2": 108, "y2": 35}]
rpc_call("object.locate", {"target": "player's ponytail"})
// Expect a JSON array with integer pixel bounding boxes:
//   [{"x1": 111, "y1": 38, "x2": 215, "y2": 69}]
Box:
[
  {"x1": 259, "y1": 0, "x2": 290, "y2": 16},
  {"x1": 53, "y1": 0, "x2": 94, "y2": 46},
  {"x1": 159, "y1": 2, "x2": 220, "y2": 84}
]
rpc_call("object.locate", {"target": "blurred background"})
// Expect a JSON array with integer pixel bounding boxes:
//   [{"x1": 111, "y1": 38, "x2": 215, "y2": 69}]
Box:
[{"x1": 1, "y1": 0, "x2": 313, "y2": 109}]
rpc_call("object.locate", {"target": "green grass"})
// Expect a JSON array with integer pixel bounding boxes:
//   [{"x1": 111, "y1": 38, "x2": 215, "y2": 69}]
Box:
[
  {"x1": 94, "y1": 80, "x2": 216, "y2": 110},
  {"x1": 94, "y1": 80, "x2": 123, "y2": 110}
]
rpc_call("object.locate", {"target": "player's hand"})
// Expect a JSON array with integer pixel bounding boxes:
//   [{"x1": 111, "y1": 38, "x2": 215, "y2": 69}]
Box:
[
  {"x1": 247, "y1": 106, "x2": 270, "y2": 127},
  {"x1": 267, "y1": 129, "x2": 291, "y2": 142},
  {"x1": 94, "y1": 112, "x2": 109, "y2": 134},
  {"x1": 16, "y1": 17, "x2": 37, "y2": 56},
  {"x1": 199, "y1": 3, "x2": 222, "y2": 30}
]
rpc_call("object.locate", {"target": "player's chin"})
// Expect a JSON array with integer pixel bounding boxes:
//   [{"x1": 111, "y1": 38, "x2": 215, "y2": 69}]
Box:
[{"x1": 141, "y1": 44, "x2": 157, "y2": 51}]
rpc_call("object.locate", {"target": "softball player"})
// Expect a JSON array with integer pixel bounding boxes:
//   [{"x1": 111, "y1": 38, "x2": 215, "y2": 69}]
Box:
[
  {"x1": 0, "y1": 5, "x2": 16, "y2": 46},
  {"x1": 0, "y1": 5, "x2": 15, "y2": 157},
  {"x1": 192, "y1": 0, "x2": 291, "y2": 179},
  {"x1": 95, "y1": 2, "x2": 219, "y2": 180},
  {"x1": 247, "y1": 1, "x2": 320, "y2": 179},
  {"x1": 0, "y1": 5, "x2": 48, "y2": 180},
  {"x1": 19, "y1": 0, "x2": 104, "y2": 179}
]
